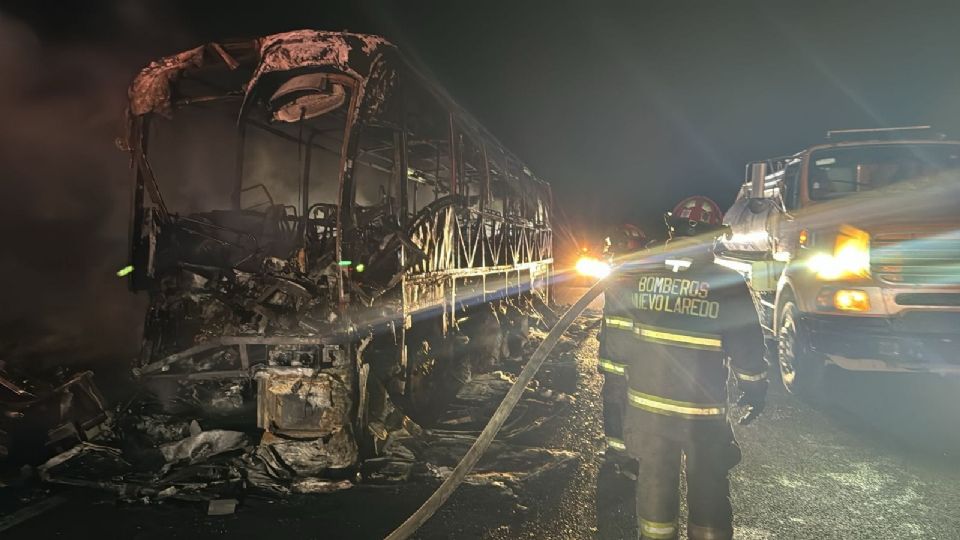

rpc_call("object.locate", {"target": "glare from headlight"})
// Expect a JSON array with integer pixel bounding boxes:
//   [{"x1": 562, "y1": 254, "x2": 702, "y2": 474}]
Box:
[
  {"x1": 808, "y1": 248, "x2": 869, "y2": 280},
  {"x1": 808, "y1": 226, "x2": 870, "y2": 280},
  {"x1": 576, "y1": 257, "x2": 611, "y2": 279}
]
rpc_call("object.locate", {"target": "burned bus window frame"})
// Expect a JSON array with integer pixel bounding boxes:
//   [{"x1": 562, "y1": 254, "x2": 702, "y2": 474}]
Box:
[
  {"x1": 485, "y1": 144, "x2": 509, "y2": 220},
  {"x1": 401, "y1": 72, "x2": 454, "y2": 219},
  {"x1": 347, "y1": 55, "x2": 403, "y2": 226},
  {"x1": 455, "y1": 121, "x2": 487, "y2": 211}
]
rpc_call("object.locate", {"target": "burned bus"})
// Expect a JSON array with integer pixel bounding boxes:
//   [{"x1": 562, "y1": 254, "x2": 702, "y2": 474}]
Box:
[{"x1": 122, "y1": 31, "x2": 553, "y2": 471}]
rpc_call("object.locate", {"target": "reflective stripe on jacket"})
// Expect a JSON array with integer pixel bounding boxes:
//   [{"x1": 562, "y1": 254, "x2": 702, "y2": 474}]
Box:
[
  {"x1": 628, "y1": 388, "x2": 726, "y2": 419},
  {"x1": 598, "y1": 274, "x2": 641, "y2": 377},
  {"x1": 620, "y1": 244, "x2": 767, "y2": 444},
  {"x1": 635, "y1": 324, "x2": 723, "y2": 351}
]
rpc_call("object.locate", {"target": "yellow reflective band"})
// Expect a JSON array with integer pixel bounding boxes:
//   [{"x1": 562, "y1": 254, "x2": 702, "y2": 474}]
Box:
[
  {"x1": 599, "y1": 357, "x2": 627, "y2": 376},
  {"x1": 605, "y1": 316, "x2": 635, "y2": 330},
  {"x1": 606, "y1": 437, "x2": 626, "y2": 451},
  {"x1": 735, "y1": 370, "x2": 767, "y2": 382},
  {"x1": 640, "y1": 518, "x2": 678, "y2": 539},
  {"x1": 636, "y1": 325, "x2": 722, "y2": 351},
  {"x1": 628, "y1": 389, "x2": 725, "y2": 418}
]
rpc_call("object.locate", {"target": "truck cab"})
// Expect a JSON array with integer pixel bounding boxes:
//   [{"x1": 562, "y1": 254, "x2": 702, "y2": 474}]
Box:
[{"x1": 717, "y1": 127, "x2": 960, "y2": 396}]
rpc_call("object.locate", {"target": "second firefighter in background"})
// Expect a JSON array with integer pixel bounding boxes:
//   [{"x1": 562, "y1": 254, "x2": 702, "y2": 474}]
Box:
[{"x1": 598, "y1": 223, "x2": 650, "y2": 459}]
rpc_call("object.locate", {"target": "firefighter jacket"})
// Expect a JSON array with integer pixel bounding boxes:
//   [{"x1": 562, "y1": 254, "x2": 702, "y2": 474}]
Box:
[
  {"x1": 599, "y1": 273, "x2": 637, "y2": 379},
  {"x1": 619, "y1": 243, "x2": 767, "y2": 445},
  {"x1": 599, "y1": 241, "x2": 662, "y2": 378}
]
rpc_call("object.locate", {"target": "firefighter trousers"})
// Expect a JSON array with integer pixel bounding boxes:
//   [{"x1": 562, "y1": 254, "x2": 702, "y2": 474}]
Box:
[
  {"x1": 635, "y1": 431, "x2": 741, "y2": 540},
  {"x1": 601, "y1": 372, "x2": 627, "y2": 453}
]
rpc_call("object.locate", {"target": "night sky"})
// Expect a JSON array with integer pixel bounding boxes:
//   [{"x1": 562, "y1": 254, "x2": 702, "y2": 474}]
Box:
[{"x1": 3, "y1": 0, "x2": 960, "y2": 361}]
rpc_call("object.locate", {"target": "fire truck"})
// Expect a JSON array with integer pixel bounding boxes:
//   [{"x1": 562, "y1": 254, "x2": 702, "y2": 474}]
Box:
[{"x1": 716, "y1": 127, "x2": 960, "y2": 396}]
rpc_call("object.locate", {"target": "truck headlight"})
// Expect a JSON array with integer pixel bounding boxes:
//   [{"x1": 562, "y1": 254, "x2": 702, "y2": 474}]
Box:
[
  {"x1": 807, "y1": 225, "x2": 870, "y2": 280},
  {"x1": 834, "y1": 289, "x2": 870, "y2": 311},
  {"x1": 816, "y1": 288, "x2": 871, "y2": 312}
]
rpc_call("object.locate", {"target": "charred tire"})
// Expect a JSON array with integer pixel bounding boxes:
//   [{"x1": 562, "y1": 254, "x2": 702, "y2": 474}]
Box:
[{"x1": 777, "y1": 299, "x2": 826, "y2": 399}]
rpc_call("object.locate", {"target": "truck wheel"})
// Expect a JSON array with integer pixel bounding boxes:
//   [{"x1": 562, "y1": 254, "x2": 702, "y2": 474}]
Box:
[{"x1": 777, "y1": 300, "x2": 826, "y2": 399}]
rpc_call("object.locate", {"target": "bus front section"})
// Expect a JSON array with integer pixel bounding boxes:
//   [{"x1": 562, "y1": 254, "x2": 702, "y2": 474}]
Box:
[{"x1": 124, "y1": 33, "x2": 393, "y2": 472}]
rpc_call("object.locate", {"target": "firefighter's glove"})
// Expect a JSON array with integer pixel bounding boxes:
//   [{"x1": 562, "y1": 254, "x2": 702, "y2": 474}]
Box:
[{"x1": 737, "y1": 380, "x2": 768, "y2": 425}]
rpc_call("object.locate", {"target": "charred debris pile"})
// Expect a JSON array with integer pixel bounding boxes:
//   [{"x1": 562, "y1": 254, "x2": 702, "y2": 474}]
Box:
[
  {"x1": 4, "y1": 31, "x2": 571, "y2": 526},
  {"x1": 1, "y1": 303, "x2": 594, "y2": 514}
]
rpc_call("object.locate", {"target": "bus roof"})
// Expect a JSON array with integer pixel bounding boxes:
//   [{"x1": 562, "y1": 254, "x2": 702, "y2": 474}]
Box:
[
  {"x1": 127, "y1": 30, "x2": 547, "y2": 186},
  {"x1": 129, "y1": 30, "x2": 392, "y2": 117}
]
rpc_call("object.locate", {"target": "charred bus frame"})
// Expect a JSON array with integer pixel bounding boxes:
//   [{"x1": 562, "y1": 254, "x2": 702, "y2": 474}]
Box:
[{"x1": 123, "y1": 31, "x2": 553, "y2": 465}]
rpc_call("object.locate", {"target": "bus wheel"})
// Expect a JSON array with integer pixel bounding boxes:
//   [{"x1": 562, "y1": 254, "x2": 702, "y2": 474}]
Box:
[{"x1": 777, "y1": 299, "x2": 825, "y2": 400}]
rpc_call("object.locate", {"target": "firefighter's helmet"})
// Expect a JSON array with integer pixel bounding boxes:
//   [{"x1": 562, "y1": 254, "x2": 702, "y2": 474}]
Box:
[
  {"x1": 605, "y1": 223, "x2": 647, "y2": 254},
  {"x1": 665, "y1": 196, "x2": 723, "y2": 238}
]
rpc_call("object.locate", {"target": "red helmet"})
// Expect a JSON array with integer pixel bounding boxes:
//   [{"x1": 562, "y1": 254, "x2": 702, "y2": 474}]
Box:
[{"x1": 667, "y1": 196, "x2": 723, "y2": 237}]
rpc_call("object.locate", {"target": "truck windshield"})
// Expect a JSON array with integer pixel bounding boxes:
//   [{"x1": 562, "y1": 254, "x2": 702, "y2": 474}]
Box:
[{"x1": 808, "y1": 144, "x2": 960, "y2": 200}]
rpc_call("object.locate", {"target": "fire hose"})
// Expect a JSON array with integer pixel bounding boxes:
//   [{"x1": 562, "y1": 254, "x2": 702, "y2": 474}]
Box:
[{"x1": 385, "y1": 280, "x2": 606, "y2": 540}]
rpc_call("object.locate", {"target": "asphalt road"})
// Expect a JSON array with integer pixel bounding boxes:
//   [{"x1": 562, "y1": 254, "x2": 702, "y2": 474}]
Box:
[
  {"x1": 481, "y1": 306, "x2": 960, "y2": 539},
  {"x1": 730, "y1": 368, "x2": 960, "y2": 540},
  {"x1": 556, "y1": 286, "x2": 960, "y2": 539},
  {"x1": 4, "y1": 298, "x2": 960, "y2": 539}
]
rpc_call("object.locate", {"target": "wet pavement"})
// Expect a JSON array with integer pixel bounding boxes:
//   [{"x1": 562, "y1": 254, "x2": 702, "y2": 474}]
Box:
[
  {"x1": 731, "y1": 368, "x2": 960, "y2": 540},
  {"x1": 485, "y1": 310, "x2": 960, "y2": 540},
  {"x1": 4, "y1": 302, "x2": 960, "y2": 539}
]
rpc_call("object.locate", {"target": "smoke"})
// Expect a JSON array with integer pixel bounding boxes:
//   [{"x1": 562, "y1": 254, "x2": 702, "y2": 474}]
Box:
[
  {"x1": 0, "y1": 5, "x2": 351, "y2": 369},
  {"x1": 0, "y1": 12, "x2": 152, "y2": 368}
]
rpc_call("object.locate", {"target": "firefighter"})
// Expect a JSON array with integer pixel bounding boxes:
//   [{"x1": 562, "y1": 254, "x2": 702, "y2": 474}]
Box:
[
  {"x1": 603, "y1": 223, "x2": 648, "y2": 259},
  {"x1": 621, "y1": 196, "x2": 768, "y2": 540},
  {"x1": 598, "y1": 223, "x2": 649, "y2": 462}
]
